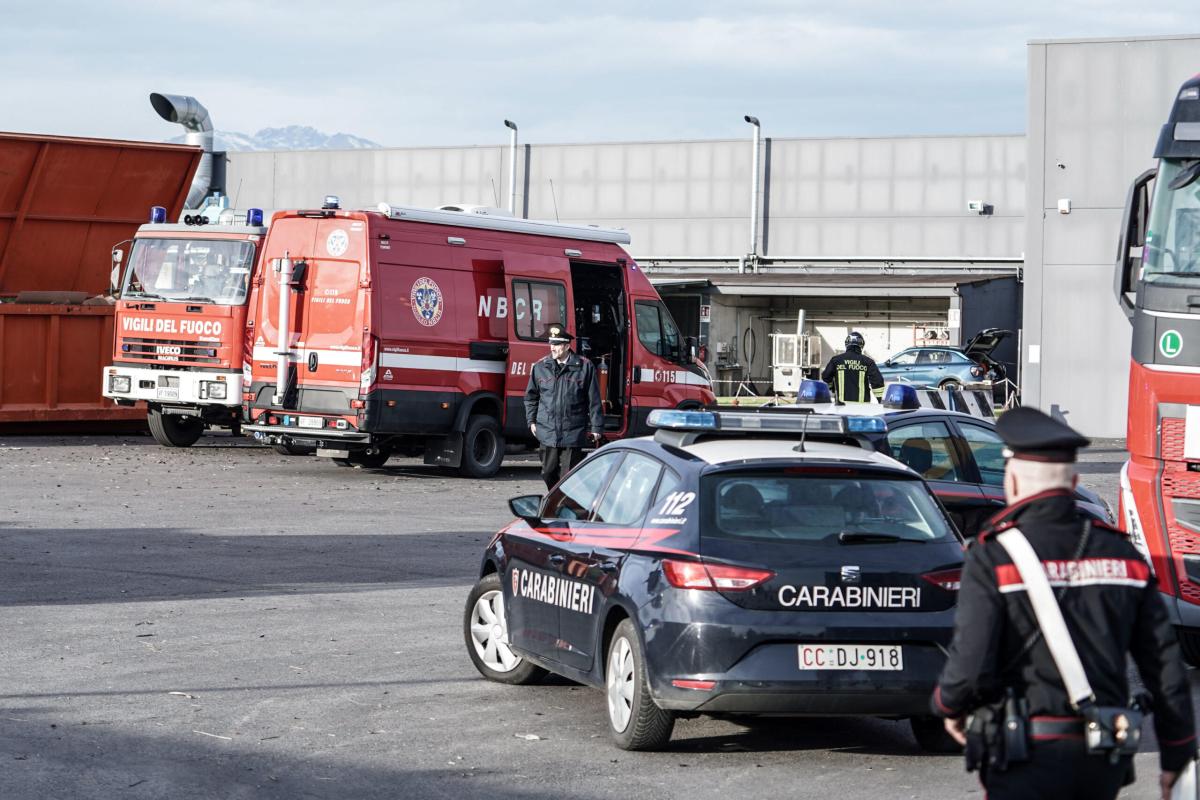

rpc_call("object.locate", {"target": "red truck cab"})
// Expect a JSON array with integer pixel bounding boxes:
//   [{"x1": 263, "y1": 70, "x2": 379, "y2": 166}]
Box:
[
  {"x1": 242, "y1": 200, "x2": 714, "y2": 475},
  {"x1": 103, "y1": 207, "x2": 266, "y2": 446},
  {"x1": 1114, "y1": 74, "x2": 1200, "y2": 665}
]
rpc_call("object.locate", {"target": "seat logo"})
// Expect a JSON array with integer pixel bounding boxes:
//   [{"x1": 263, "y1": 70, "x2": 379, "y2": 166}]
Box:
[
  {"x1": 411, "y1": 277, "x2": 444, "y2": 327},
  {"x1": 840, "y1": 565, "x2": 861, "y2": 584}
]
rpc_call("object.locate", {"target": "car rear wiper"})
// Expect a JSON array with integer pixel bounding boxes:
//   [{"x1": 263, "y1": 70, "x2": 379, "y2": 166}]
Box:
[{"x1": 837, "y1": 531, "x2": 925, "y2": 544}]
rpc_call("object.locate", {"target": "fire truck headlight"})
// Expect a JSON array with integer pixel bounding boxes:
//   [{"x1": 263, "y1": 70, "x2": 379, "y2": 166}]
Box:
[
  {"x1": 203, "y1": 381, "x2": 228, "y2": 400},
  {"x1": 109, "y1": 375, "x2": 132, "y2": 394}
]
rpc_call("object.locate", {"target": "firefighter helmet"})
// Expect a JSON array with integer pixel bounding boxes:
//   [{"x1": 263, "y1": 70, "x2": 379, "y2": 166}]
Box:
[{"x1": 845, "y1": 331, "x2": 865, "y2": 350}]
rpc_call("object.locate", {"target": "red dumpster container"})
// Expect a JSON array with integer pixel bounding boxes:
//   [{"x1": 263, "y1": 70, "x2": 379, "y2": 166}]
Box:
[{"x1": 0, "y1": 132, "x2": 200, "y2": 426}]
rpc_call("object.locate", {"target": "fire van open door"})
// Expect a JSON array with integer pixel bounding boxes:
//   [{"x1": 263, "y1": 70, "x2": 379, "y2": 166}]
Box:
[{"x1": 502, "y1": 253, "x2": 572, "y2": 439}]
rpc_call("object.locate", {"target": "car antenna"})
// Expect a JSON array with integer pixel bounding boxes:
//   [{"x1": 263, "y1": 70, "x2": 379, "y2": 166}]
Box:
[{"x1": 796, "y1": 414, "x2": 809, "y2": 453}]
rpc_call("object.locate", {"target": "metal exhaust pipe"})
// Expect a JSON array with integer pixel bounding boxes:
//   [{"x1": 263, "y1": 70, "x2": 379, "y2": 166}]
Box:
[
  {"x1": 150, "y1": 92, "x2": 214, "y2": 209},
  {"x1": 273, "y1": 253, "x2": 293, "y2": 406}
]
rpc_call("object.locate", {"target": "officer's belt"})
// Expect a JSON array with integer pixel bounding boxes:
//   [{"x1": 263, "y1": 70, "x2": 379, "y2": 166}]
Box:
[{"x1": 1029, "y1": 716, "x2": 1085, "y2": 740}]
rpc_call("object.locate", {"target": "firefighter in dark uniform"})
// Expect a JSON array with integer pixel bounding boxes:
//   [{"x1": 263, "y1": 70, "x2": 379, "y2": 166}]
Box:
[
  {"x1": 820, "y1": 331, "x2": 884, "y2": 403},
  {"x1": 524, "y1": 323, "x2": 604, "y2": 490},
  {"x1": 933, "y1": 407, "x2": 1196, "y2": 800}
]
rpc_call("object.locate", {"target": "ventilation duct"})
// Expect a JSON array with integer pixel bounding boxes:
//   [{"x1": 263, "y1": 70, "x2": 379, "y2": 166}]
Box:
[{"x1": 150, "y1": 92, "x2": 213, "y2": 209}]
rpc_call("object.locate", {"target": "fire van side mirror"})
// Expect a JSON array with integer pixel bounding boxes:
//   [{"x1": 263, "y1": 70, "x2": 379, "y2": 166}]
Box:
[
  {"x1": 509, "y1": 495, "x2": 544, "y2": 524},
  {"x1": 686, "y1": 336, "x2": 698, "y2": 362}
]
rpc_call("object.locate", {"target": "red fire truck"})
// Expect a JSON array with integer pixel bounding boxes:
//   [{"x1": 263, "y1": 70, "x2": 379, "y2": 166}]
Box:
[
  {"x1": 241, "y1": 199, "x2": 714, "y2": 476},
  {"x1": 1114, "y1": 73, "x2": 1200, "y2": 665},
  {"x1": 103, "y1": 206, "x2": 275, "y2": 448}
]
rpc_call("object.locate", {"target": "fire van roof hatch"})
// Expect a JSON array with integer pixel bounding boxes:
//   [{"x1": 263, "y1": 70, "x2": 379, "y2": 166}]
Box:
[
  {"x1": 962, "y1": 328, "x2": 1012, "y2": 358},
  {"x1": 376, "y1": 202, "x2": 631, "y2": 244}
]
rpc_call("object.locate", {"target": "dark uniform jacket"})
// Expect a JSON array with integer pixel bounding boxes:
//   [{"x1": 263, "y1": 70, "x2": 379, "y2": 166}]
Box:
[
  {"x1": 523, "y1": 352, "x2": 603, "y2": 448},
  {"x1": 821, "y1": 348, "x2": 885, "y2": 403},
  {"x1": 932, "y1": 489, "x2": 1197, "y2": 771}
]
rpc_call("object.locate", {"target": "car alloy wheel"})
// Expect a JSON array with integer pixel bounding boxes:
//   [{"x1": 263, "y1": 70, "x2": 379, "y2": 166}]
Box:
[
  {"x1": 469, "y1": 589, "x2": 520, "y2": 673},
  {"x1": 607, "y1": 635, "x2": 635, "y2": 732}
]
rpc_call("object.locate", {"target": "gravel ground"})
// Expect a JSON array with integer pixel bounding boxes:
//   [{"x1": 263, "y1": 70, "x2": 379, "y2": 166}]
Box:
[{"x1": 0, "y1": 431, "x2": 1186, "y2": 800}]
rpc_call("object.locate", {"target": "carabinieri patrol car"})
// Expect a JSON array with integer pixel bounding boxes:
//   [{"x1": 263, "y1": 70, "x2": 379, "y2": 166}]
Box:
[{"x1": 463, "y1": 401, "x2": 965, "y2": 751}]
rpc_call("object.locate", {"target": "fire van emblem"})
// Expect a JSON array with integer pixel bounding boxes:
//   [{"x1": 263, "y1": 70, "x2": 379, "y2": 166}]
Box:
[{"x1": 410, "y1": 277, "x2": 444, "y2": 327}]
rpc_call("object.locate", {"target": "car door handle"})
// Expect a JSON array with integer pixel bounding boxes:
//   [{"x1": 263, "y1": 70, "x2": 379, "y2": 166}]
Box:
[{"x1": 548, "y1": 554, "x2": 566, "y2": 566}]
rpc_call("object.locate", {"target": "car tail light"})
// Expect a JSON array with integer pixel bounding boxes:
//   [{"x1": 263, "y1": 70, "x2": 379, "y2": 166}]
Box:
[
  {"x1": 671, "y1": 679, "x2": 716, "y2": 691},
  {"x1": 662, "y1": 560, "x2": 774, "y2": 591},
  {"x1": 350, "y1": 399, "x2": 365, "y2": 409},
  {"x1": 921, "y1": 569, "x2": 962, "y2": 592},
  {"x1": 268, "y1": 415, "x2": 279, "y2": 425}
]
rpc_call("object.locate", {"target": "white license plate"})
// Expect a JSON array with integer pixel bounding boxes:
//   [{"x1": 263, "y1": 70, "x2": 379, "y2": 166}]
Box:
[
  {"x1": 298, "y1": 416, "x2": 324, "y2": 429},
  {"x1": 156, "y1": 388, "x2": 179, "y2": 400},
  {"x1": 798, "y1": 644, "x2": 903, "y2": 671}
]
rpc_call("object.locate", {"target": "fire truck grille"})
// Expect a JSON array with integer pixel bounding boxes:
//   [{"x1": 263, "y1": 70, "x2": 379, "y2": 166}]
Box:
[
  {"x1": 1160, "y1": 419, "x2": 1200, "y2": 604},
  {"x1": 120, "y1": 337, "x2": 222, "y2": 365}
]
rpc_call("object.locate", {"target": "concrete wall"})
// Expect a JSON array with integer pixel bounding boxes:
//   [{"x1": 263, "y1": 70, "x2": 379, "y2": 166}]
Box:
[
  {"x1": 224, "y1": 135, "x2": 1024, "y2": 261},
  {"x1": 1024, "y1": 35, "x2": 1200, "y2": 436}
]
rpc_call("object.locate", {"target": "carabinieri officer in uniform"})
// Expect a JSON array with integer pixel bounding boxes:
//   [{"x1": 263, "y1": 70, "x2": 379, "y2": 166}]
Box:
[
  {"x1": 524, "y1": 323, "x2": 604, "y2": 490},
  {"x1": 932, "y1": 407, "x2": 1195, "y2": 799}
]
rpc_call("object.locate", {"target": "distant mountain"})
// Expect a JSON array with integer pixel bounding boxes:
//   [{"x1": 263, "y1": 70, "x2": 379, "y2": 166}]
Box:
[{"x1": 169, "y1": 125, "x2": 380, "y2": 152}]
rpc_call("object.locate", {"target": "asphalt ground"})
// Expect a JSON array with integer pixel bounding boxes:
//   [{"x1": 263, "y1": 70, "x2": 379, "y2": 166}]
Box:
[{"x1": 0, "y1": 432, "x2": 1192, "y2": 800}]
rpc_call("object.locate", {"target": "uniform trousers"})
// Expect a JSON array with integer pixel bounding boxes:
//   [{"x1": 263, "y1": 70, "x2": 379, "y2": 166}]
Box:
[
  {"x1": 539, "y1": 446, "x2": 583, "y2": 490},
  {"x1": 982, "y1": 740, "x2": 1131, "y2": 800}
]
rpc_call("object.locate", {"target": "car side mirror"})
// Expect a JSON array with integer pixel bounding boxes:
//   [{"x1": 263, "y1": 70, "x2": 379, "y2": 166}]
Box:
[{"x1": 509, "y1": 494, "x2": 544, "y2": 523}]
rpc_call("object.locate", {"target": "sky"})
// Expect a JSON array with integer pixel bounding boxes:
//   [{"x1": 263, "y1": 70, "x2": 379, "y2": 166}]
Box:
[{"x1": 2, "y1": 1, "x2": 1197, "y2": 148}]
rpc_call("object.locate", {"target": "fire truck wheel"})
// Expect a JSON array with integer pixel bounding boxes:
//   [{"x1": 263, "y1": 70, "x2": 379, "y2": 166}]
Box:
[
  {"x1": 1177, "y1": 628, "x2": 1200, "y2": 668},
  {"x1": 271, "y1": 442, "x2": 315, "y2": 456},
  {"x1": 147, "y1": 409, "x2": 204, "y2": 447},
  {"x1": 463, "y1": 573, "x2": 546, "y2": 685},
  {"x1": 460, "y1": 415, "x2": 504, "y2": 478},
  {"x1": 353, "y1": 448, "x2": 392, "y2": 468}
]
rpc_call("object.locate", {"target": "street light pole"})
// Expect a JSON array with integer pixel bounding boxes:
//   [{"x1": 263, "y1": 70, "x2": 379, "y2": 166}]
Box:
[
  {"x1": 504, "y1": 120, "x2": 518, "y2": 215},
  {"x1": 744, "y1": 115, "x2": 761, "y2": 263}
]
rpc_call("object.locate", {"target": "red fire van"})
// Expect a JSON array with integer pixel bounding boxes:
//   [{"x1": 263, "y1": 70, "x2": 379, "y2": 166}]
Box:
[{"x1": 242, "y1": 200, "x2": 713, "y2": 475}]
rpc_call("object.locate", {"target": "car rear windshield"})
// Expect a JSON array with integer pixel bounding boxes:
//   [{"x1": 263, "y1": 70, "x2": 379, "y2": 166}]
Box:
[{"x1": 700, "y1": 470, "x2": 955, "y2": 544}]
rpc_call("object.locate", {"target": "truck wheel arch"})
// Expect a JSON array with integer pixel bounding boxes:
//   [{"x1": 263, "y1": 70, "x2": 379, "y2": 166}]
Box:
[{"x1": 453, "y1": 391, "x2": 503, "y2": 432}]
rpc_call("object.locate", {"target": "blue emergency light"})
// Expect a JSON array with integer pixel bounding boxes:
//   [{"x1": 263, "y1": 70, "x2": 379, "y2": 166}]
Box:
[
  {"x1": 882, "y1": 383, "x2": 921, "y2": 410},
  {"x1": 647, "y1": 409, "x2": 718, "y2": 430},
  {"x1": 149, "y1": 206, "x2": 167, "y2": 224},
  {"x1": 246, "y1": 208, "x2": 264, "y2": 227},
  {"x1": 796, "y1": 379, "x2": 833, "y2": 404},
  {"x1": 846, "y1": 416, "x2": 887, "y2": 433}
]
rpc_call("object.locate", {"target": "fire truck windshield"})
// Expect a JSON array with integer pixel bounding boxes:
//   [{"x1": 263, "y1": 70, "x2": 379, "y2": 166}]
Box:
[
  {"x1": 121, "y1": 238, "x2": 256, "y2": 305},
  {"x1": 1144, "y1": 158, "x2": 1200, "y2": 285}
]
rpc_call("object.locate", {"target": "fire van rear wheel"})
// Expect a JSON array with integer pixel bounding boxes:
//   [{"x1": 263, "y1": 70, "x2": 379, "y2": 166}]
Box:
[
  {"x1": 460, "y1": 415, "x2": 504, "y2": 478},
  {"x1": 147, "y1": 409, "x2": 204, "y2": 448}
]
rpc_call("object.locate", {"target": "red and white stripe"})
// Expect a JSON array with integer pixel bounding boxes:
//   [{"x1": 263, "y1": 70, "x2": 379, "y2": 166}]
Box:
[{"x1": 995, "y1": 557, "x2": 1150, "y2": 593}]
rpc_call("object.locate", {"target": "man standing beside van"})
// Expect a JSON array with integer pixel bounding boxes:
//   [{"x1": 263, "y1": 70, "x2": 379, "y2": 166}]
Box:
[{"x1": 525, "y1": 323, "x2": 605, "y2": 490}]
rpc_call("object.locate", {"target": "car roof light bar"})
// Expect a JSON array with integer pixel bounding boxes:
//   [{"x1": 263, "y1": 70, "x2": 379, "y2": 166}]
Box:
[
  {"x1": 796, "y1": 379, "x2": 833, "y2": 404},
  {"x1": 647, "y1": 408, "x2": 847, "y2": 435}
]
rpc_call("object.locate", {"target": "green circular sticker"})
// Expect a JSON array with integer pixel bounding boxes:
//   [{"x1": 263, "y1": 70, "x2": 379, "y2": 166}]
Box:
[{"x1": 1160, "y1": 329, "x2": 1183, "y2": 359}]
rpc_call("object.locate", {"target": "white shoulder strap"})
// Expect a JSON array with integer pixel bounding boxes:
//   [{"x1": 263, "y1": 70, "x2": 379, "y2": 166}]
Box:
[{"x1": 995, "y1": 527, "x2": 1095, "y2": 709}]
